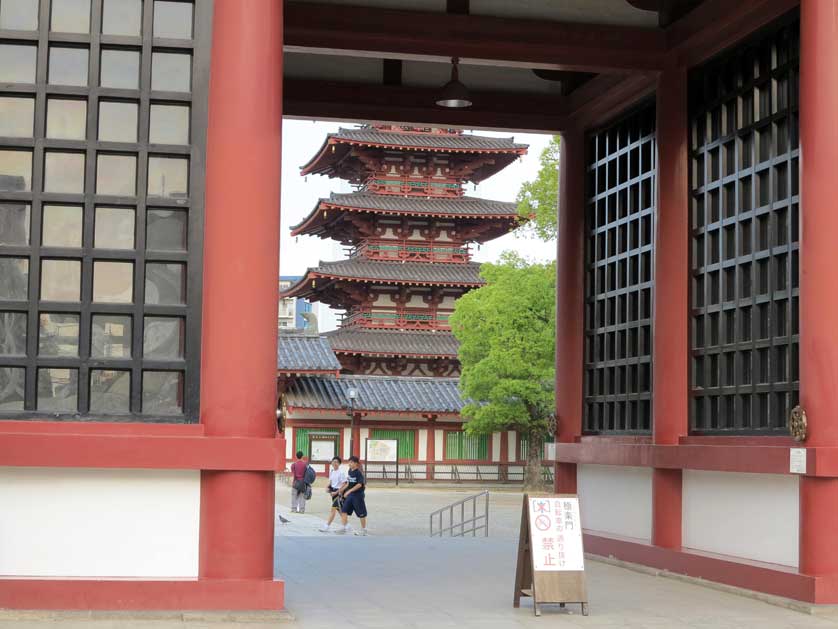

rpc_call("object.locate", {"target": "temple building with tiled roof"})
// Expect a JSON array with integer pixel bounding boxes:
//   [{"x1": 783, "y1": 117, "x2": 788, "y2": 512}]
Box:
[{"x1": 278, "y1": 125, "x2": 531, "y2": 481}]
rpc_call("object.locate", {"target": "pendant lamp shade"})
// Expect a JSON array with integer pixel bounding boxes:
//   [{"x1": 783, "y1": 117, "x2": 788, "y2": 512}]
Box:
[{"x1": 436, "y1": 57, "x2": 472, "y2": 108}]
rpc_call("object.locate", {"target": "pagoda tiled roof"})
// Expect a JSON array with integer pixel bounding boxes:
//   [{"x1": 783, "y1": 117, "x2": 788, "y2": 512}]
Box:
[
  {"x1": 313, "y1": 127, "x2": 525, "y2": 154},
  {"x1": 290, "y1": 192, "x2": 519, "y2": 236},
  {"x1": 277, "y1": 330, "x2": 342, "y2": 375},
  {"x1": 283, "y1": 375, "x2": 463, "y2": 415},
  {"x1": 325, "y1": 328, "x2": 459, "y2": 358},
  {"x1": 300, "y1": 127, "x2": 527, "y2": 181},
  {"x1": 281, "y1": 259, "x2": 483, "y2": 298}
]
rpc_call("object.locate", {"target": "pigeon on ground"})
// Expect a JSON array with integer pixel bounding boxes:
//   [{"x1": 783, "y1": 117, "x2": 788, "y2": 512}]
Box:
[{"x1": 278, "y1": 514, "x2": 290, "y2": 524}]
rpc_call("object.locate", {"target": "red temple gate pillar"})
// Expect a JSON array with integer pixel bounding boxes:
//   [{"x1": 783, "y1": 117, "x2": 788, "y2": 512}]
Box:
[
  {"x1": 799, "y1": 0, "x2": 838, "y2": 581},
  {"x1": 199, "y1": 0, "x2": 284, "y2": 602},
  {"x1": 652, "y1": 65, "x2": 689, "y2": 549},
  {"x1": 554, "y1": 127, "x2": 585, "y2": 494}
]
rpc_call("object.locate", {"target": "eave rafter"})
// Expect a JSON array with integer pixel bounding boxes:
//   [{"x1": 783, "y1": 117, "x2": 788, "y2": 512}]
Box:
[
  {"x1": 281, "y1": 268, "x2": 482, "y2": 304},
  {"x1": 290, "y1": 199, "x2": 519, "y2": 242}
]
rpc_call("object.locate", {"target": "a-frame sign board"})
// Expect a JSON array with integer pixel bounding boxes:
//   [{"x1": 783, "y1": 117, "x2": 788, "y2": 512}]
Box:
[{"x1": 513, "y1": 493, "x2": 589, "y2": 617}]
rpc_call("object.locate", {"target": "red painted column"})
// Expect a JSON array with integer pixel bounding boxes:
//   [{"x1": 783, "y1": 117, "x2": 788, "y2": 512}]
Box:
[
  {"x1": 426, "y1": 417, "x2": 436, "y2": 479},
  {"x1": 652, "y1": 65, "x2": 689, "y2": 550},
  {"x1": 555, "y1": 127, "x2": 585, "y2": 495},
  {"x1": 199, "y1": 0, "x2": 283, "y2": 588},
  {"x1": 499, "y1": 430, "x2": 509, "y2": 481},
  {"x1": 799, "y1": 0, "x2": 838, "y2": 581}
]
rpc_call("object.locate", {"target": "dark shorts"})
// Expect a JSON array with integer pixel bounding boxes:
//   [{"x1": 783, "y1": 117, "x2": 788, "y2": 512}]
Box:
[
  {"x1": 330, "y1": 493, "x2": 342, "y2": 509},
  {"x1": 341, "y1": 493, "x2": 367, "y2": 518}
]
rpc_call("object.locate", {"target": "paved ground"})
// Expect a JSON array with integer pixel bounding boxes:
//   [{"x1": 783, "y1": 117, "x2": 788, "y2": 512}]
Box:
[
  {"x1": 276, "y1": 481, "x2": 523, "y2": 537},
  {"x1": 4, "y1": 484, "x2": 838, "y2": 628}
]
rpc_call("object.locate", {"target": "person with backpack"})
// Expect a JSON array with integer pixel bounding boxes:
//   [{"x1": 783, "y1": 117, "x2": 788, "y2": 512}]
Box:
[
  {"x1": 336, "y1": 455, "x2": 368, "y2": 536},
  {"x1": 319, "y1": 456, "x2": 347, "y2": 533},
  {"x1": 289, "y1": 450, "x2": 309, "y2": 514}
]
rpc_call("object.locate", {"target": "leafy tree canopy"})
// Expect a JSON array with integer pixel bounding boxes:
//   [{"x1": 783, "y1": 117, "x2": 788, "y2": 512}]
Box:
[
  {"x1": 450, "y1": 252, "x2": 556, "y2": 439},
  {"x1": 516, "y1": 135, "x2": 560, "y2": 241}
]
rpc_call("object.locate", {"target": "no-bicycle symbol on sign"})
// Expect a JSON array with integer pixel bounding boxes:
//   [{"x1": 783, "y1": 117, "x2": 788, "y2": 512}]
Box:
[{"x1": 534, "y1": 514, "x2": 551, "y2": 531}]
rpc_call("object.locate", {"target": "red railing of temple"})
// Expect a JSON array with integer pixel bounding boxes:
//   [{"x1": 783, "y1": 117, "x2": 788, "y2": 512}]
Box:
[
  {"x1": 364, "y1": 176, "x2": 464, "y2": 197},
  {"x1": 353, "y1": 239, "x2": 471, "y2": 263},
  {"x1": 342, "y1": 307, "x2": 452, "y2": 331}
]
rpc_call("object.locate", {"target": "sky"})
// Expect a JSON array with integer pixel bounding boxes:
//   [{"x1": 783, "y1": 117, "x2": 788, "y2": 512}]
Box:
[{"x1": 278, "y1": 120, "x2": 556, "y2": 330}]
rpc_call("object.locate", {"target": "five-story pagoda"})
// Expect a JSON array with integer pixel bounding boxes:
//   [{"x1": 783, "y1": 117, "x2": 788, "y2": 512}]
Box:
[{"x1": 278, "y1": 125, "x2": 528, "y2": 478}]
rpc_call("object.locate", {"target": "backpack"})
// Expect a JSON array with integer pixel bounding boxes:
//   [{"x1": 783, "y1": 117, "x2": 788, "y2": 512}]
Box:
[{"x1": 304, "y1": 464, "x2": 316, "y2": 485}]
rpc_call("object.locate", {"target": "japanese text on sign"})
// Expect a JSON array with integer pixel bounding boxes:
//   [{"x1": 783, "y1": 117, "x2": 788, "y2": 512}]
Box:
[{"x1": 529, "y1": 497, "x2": 584, "y2": 572}]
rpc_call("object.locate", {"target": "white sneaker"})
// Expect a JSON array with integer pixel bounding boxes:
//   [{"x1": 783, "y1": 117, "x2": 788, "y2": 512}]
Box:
[
  {"x1": 335, "y1": 525, "x2": 350, "y2": 535},
  {"x1": 354, "y1": 529, "x2": 368, "y2": 536},
  {"x1": 319, "y1": 524, "x2": 330, "y2": 533}
]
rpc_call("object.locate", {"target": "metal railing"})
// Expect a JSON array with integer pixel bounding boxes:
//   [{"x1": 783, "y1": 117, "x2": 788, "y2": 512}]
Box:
[
  {"x1": 431, "y1": 463, "x2": 554, "y2": 484},
  {"x1": 429, "y1": 490, "x2": 489, "y2": 537}
]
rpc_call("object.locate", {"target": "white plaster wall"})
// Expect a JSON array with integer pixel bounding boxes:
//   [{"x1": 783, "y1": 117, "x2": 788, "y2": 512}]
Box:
[
  {"x1": 492, "y1": 433, "x2": 501, "y2": 462},
  {"x1": 418, "y1": 429, "x2": 428, "y2": 460},
  {"x1": 285, "y1": 429, "x2": 294, "y2": 461},
  {"x1": 577, "y1": 464, "x2": 653, "y2": 542},
  {"x1": 434, "y1": 429, "x2": 444, "y2": 461},
  {"x1": 683, "y1": 470, "x2": 799, "y2": 567},
  {"x1": 360, "y1": 428, "x2": 370, "y2": 456},
  {"x1": 343, "y1": 428, "x2": 352, "y2": 459},
  {"x1": 0, "y1": 467, "x2": 200, "y2": 578},
  {"x1": 508, "y1": 431, "x2": 517, "y2": 462}
]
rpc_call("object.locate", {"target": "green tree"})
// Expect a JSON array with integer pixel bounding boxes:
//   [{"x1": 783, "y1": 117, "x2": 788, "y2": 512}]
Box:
[
  {"x1": 516, "y1": 135, "x2": 560, "y2": 241},
  {"x1": 450, "y1": 252, "x2": 556, "y2": 489}
]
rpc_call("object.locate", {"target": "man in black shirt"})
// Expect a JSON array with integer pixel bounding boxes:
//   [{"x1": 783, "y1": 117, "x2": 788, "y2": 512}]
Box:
[{"x1": 337, "y1": 455, "x2": 368, "y2": 536}]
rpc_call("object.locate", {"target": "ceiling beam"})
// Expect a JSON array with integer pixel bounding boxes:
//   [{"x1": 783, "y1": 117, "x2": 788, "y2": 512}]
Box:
[
  {"x1": 283, "y1": 79, "x2": 568, "y2": 134},
  {"x1": 565, "y1": 72, "x2": 657, "y2": 130},
  {"x1": 666, "y1": 0, "x2": 799, "y2": 67},
  {"x1": 284, "y1": 2, "x2": 667, "y2": 74}
]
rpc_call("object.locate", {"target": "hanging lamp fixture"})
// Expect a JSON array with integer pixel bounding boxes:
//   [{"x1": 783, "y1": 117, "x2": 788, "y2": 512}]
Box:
[{"x1": 436, "y1": 57, "x2": 472, "y2": 108}]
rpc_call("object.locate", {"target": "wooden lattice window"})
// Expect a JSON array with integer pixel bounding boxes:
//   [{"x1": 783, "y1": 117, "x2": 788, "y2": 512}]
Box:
[
  {"x1": 0, "y1": 0, "x2": 210, "y2": 421},
  {"x1": 689, "y1": 16, "x2": 799, "y2": 433},
  {"x1": 445, "y1": 431, "x2": 488, "y2": 460},
  {"x1": 583, "y1": 104, "x2": 656, "y2": 434}
]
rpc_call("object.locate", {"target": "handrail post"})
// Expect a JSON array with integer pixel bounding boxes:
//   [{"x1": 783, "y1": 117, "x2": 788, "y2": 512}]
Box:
[
  {"x1": 485, "y1": 491, "x2": 489, "y2": 537},
  {"x1": 472, "y1": 496, "x2": 476, "y2": 537}
]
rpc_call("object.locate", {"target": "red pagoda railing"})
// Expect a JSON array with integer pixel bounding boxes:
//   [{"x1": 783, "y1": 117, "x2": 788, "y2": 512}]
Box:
[
  {"x1": 343, "y1": 307, "x2": 451, "y2": 330},
  {"x1": 353, "y1": 239, "x2": 471, "y2": 263},
  {"x1": 365, "y1": 176, "x2": 464, "y2": 197}
]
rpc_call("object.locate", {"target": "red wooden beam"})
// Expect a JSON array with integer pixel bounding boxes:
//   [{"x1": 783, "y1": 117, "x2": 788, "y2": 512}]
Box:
[
  {"x1": 552, "y1": 440, "x2": 838, "y2": 478},
  {"x1": 0, "y1": 430, "x2": 284, "y2": 471},
  {"x1": 284, "y1": 79, "x2": 568, "y2": 133},
  {"x1": 284, "y1": 2, "x2": 666, "y2": 73}
]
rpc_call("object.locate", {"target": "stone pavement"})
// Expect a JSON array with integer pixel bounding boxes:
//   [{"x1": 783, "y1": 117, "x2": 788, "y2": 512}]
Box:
[{"x1": 277, "y1": 536, "x2": 838, "y2": 629}]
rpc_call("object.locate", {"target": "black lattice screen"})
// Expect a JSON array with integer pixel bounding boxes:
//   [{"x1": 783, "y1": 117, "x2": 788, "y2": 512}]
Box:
[
  {"x1": 689, "y1": 17, "x2": 799, "y2": 433},
  {"x1": 583, "y1": 104, "x2": 655, "y2": 434}
]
